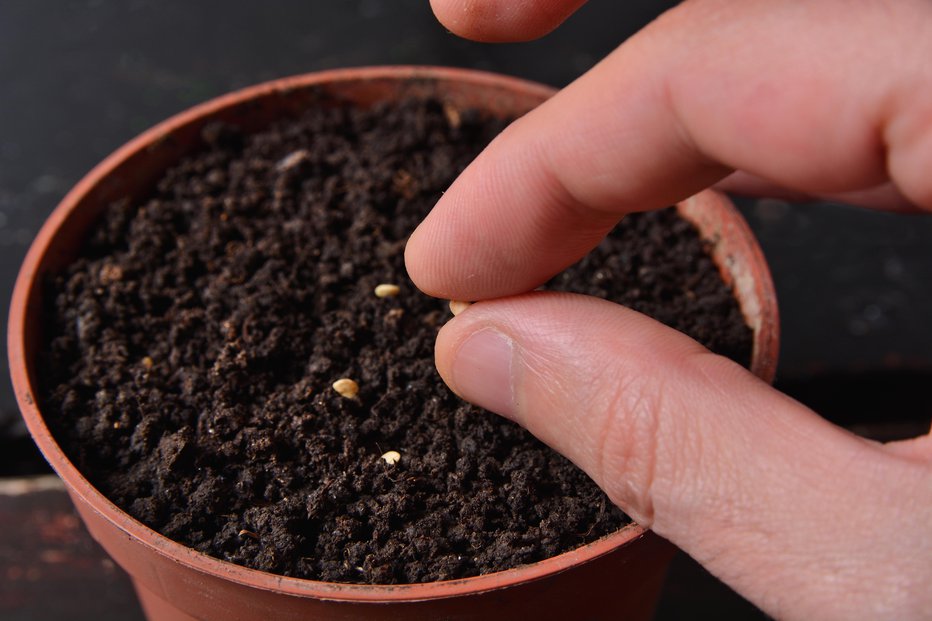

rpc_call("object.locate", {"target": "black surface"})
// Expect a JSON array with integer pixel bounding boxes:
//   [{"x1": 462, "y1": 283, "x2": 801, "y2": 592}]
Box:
[
  {"x1": 0, "y1": 478, "x2": 145, "y2": 621},
  {"x1": 738, "y1": 198, "x2": 932, "y2": 377},
  {"x1": 2, "y1": 1, "x2": 931, "y2": 618}
]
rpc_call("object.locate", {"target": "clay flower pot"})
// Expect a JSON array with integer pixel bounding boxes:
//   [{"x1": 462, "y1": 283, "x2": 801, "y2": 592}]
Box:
[{"x1": 8, "y1": 67, "x2": 779, "y2": 621}]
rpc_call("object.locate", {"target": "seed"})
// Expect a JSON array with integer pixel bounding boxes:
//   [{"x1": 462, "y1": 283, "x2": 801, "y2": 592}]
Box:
[
  {"x1": 275, "y1": 149, "x2": 310, "y2": 172},
  {"x1": 448, "y1": 300, "x2": 472, "y2": 316},
  {"x1": 443, "y1": 102, "x2": 462, "y2": 129},
  {"x1": 374, "y1": 283, "x2": 401, "y2": 298},
  {"x1": 141, "y1": 356, "x2": 154, "y2": 369},
  {"x1": 238, "y1": 529, "x2": 260, "y2": 540},
  {"x1": 332, "y1": 378, "x2": 359, "y2": 399},
  {"x1": 380, "y1": 450, "x2": 401, "y2": 465}
]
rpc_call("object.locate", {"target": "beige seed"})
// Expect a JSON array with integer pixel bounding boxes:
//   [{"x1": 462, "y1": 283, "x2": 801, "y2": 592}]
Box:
[
  {"x1": 141, "y1": 356, "x2": 154, "y2": 370},
  {"x1": 448, "y1": 300, "x2": 472, "y2": 316},
  {"x1": 374, "y1": 283, "x2": 401, "y2": 298},
  {"x1": 275, "y1": 148, "x2": 310, "y2": 172},
  {"x1": 443, "y1": 102, "x2": 462, "y2": 129},
  {"x1": 332, "y1": 378, "x2": 359, "y2": 399},
  {"x1": 238, "y1": 529, "x2": 260, "y2": 540},
  {"x1": 380, "y1": 450, "x2": 401, "y2": 465}
]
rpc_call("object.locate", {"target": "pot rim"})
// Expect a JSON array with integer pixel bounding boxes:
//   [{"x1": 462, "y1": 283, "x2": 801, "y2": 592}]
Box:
[{"x1": 7, "y1": 65, "x2": 772, "y2": 604}]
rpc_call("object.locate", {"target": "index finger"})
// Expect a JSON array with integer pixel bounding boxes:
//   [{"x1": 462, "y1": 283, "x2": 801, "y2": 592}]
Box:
[
  {"x1": 405, "y1": 0, "x2": 932, "y2": 300},
  {"x1": 429, "y1": 0, "x2": 588, "y2": 42}
]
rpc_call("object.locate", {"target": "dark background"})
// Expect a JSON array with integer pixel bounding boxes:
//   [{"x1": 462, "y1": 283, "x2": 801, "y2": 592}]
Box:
[{"x1": 2, "y1": 1, "x2": 930, "y2": 619}]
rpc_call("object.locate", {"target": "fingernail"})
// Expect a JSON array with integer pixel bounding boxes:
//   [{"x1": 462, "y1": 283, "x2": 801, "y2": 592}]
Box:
[{"x1": 451, "y1": 328, "x2": 517, "y2": 420}]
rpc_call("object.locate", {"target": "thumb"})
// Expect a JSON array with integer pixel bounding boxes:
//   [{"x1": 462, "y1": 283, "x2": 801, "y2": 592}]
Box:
[{"x1": 436, "y1": 293, "x2": 931, "y2": 620}]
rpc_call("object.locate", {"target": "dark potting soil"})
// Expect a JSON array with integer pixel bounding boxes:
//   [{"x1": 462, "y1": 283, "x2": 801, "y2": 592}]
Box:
[{"x1": 40, "y1": 97, "x2": 752, "y2": 584}]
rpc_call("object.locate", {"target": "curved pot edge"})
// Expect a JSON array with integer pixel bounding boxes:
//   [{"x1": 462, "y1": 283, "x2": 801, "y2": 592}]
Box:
[{"x1": 678, "y1": 191, "x2": 781, "y2": 384}]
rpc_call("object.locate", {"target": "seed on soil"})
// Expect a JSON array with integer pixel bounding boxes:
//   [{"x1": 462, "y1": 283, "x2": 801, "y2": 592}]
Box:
[
  {"x1": 443, "y1": 102, "x2": 462, "y2": 129},
  {"x1": 331, "y1": 378, "x2": 359, "y2": 399},
  {"x1": 141, "y1": 356, "x2": 154, "y2": 369},
  {"x1": 448, "y1": 300, "x2": 471, "y2": 316},
  {"x1": 275, "y1": 149, "x2": 310, "y2": 172},
  {"x1": 374, "y1": 283, "x2": 401, "y2": 298},
  {"x1": 380, "y1": 450, "x2": 401, "y2": 465},
  {"x1": 238, "y1": 529, "x2": 260, "y2": 540}
]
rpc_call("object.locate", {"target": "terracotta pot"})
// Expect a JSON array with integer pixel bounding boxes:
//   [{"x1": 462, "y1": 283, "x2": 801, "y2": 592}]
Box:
[{"x1": 8, "y1": 66, "x2": 779, "y2": 621}]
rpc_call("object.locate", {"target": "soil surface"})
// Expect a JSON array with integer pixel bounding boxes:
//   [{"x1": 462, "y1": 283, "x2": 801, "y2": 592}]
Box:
[{"x1": 41, "y1": 97, "x2": 751, "y2": 584}]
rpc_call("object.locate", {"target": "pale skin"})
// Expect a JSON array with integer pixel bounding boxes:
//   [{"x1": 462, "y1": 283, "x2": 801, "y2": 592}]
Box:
[{"x1": 404, "y1": 1, "x2": 932, "y2": 619}]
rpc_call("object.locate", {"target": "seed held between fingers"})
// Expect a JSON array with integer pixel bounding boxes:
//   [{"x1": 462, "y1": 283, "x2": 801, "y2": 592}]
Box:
[
  {"x1": 449, "y1": 300, "x2": 472, "y2": 316},
  {"x1": 374, "y1": 283, "x2": 401, "y2": 298},
  {"x1": 332, "y1": 378, "x2": 359, "y2": 399},
  {"x1": 380, "y1": 450, "x2": 401, "y2": 465}
]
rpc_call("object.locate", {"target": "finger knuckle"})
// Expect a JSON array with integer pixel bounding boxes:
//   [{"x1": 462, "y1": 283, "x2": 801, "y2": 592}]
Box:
[{"x1": 590, "y1": 368, "x2": 669, "y2": 526}]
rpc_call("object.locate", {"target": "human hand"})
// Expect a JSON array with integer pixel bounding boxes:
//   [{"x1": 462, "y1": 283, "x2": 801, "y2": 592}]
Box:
[{"x1": 406, "y1": 1, "x2": 932, "y2": 619}]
